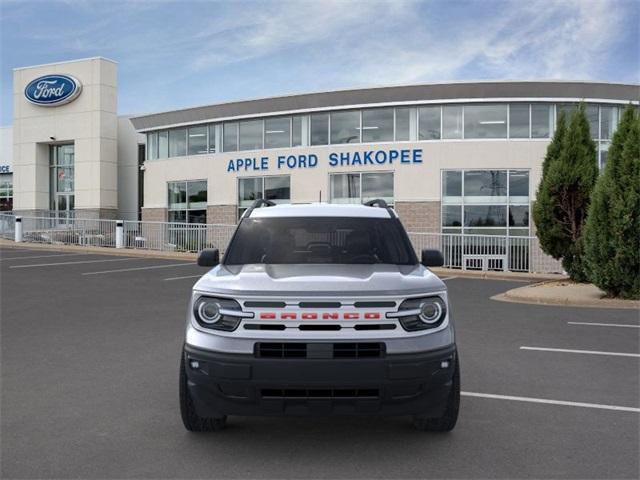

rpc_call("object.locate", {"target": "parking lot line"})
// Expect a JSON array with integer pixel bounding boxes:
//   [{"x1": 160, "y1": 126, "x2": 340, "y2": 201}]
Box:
[
  {"x1": 520, "y1": 346, "x2": 640, "y2": 358},
  {"x1": 568, "y1": 321, "x2": 640, "y2": 329},
  {"x1": 164, "y1": 274, "x2": 204, "y2": 281},
  {"x1": 82, "y1": 263, "x2": 194, "y2": 275},
  {"x1": 440, "y1": 276, "x2": 458, "y2": 281},
  {"x1": 10, "y1": 258, "x2": 135, "y2": 269},
  {"x1": 461, "y1": 391, "x2": 640, "y2": 413},
  {"x1": 1, "y1": 253, "x2": 87, "y2": 261}
]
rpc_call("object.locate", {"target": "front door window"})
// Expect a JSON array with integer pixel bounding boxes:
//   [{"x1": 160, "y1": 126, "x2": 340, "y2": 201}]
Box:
[{"x1": 50, "y1": 144, "x2": 75, "y2": 221}]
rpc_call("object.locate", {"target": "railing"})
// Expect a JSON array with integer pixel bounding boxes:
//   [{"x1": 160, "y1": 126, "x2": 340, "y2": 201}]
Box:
[
  {"x1": 122, "y1": 220, "x2": 235, "y2": 253},
  {"x1": 407, "y1": 232, "x2": 563, "y2": 274},
  {"x1": 0, "y1": 213, "x2": 15, "y2": 240},
  {"x1": 0, "y1": 213, "x2": 564, "y2": 274},
  {"x1": 20, "y1": 216, "x2": 118, "y2": 247}
]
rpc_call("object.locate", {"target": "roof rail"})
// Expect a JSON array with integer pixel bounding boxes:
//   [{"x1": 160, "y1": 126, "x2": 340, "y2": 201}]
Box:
[
  {"x1": 363, "y1": 198, "x2": 396, "y2": 218},
  {"x1": 242, "y1": 198, "x2": 276, "y2": 219}
]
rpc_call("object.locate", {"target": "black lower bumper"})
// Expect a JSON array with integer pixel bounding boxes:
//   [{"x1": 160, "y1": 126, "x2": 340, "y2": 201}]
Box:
[{"x1": 183, "y1": 343, "x2": 457, "y2": 417}]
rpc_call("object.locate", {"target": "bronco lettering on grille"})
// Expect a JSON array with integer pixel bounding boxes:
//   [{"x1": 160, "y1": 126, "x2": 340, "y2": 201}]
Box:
[{"x1": 258, "y1": 312, "x2": 382, "y2": 320}]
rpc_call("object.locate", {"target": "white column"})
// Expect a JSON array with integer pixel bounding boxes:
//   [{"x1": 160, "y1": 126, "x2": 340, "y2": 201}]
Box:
[
  {"x1": 115, "y1": 220, "x2": 124, "y2": 248},
  {"x1": 14, "y1": 216, "x2": 23, "y2": 243}
]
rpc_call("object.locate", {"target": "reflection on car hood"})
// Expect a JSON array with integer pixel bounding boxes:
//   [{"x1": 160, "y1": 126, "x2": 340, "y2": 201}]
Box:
[{"x1": 193, "y1": 264, "x2": 446, "y2": 297}]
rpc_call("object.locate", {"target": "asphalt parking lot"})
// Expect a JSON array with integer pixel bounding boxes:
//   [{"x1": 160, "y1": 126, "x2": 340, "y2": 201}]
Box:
[{"x1": 1, "y1": 245, "x2": 638, "y2": 479}]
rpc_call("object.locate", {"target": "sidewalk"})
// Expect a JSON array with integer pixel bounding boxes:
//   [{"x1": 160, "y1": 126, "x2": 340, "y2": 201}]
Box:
[{"x1": 493, "y1": 280, "x2": 640, "y2": 309}]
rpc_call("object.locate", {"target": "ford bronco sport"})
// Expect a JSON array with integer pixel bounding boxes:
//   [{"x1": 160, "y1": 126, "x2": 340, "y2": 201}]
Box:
[{"x1": 180, "y1": 199, "x2": 459, "y2": 432}]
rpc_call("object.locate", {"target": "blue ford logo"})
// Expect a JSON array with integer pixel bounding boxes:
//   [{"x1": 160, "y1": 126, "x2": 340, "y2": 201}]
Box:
[{"x1": 24, "y1": 74, "x2": 82, "y2": 106}]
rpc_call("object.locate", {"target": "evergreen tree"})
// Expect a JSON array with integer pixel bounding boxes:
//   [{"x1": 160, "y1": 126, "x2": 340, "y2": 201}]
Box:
[
  {"x1": 533, "y1": 104, "x2": 598, "y2": 281},
  {"x1": 584, "y1": 106, "x2": 640, "y2": 298}
]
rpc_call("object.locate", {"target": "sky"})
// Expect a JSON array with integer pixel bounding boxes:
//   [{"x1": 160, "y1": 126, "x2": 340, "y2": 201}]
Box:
[{"x1": 0, "y1": 0, "x2": 638, "y2": 126}]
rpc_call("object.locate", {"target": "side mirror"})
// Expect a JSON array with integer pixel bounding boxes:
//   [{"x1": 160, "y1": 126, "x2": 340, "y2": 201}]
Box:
[
  {"x1": 197, "y1": 248, "x2": 220, "y2": 267},
  {"x1": 421, "y1": 249, "x2": 444, "y2": 267}
]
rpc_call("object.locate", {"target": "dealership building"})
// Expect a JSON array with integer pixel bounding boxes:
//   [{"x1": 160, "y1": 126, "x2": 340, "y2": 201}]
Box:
[{"x1": 5, "y1": 57, "x2": 639, "y2": 238}]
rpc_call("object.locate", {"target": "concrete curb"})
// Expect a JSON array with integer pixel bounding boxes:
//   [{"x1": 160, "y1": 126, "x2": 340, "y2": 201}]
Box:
[{"x1": 492, "y1": 281, "x2": 640, "y2": 310}]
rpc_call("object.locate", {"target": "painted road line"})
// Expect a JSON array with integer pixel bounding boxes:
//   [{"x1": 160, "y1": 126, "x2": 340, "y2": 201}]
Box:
[
  {"x1": 1, "y1": 253, "x2": 87, "y2": 261},
  {"x1": 440, "y1": 276, "x2": 458, "y2": 281},
  {"x1": 520, "y1": 346, "x2": 640, "y2": 358},
  {"x1": 10, "y1": 258, "x2": 135, "y2": 269},
  {"x1": 164, "y1": 274, "x2": 204, "y2": 281},
  {"x1": 83, "y1": 263, "x2": 194, "y2": 275},
  {"x1": 568, "y1": 321, "x2": 640, "y2": 329},
  {"x1": 462, "y1": 391, "x2": 640, "y2": 413}
]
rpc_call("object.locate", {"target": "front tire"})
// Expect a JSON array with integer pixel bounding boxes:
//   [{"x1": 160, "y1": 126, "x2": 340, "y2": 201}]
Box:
[
  {"x1": 179, "y1": 352, "x2": 227, "y2": 432},
  {"x1": 413, "y1": 355, "x2": 460, "y2": 432}
]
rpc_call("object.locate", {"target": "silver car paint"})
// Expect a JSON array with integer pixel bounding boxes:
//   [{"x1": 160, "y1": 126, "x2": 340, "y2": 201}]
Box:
[{"x1": 185, "y1": 263, "x2": 455, "y2": 355}]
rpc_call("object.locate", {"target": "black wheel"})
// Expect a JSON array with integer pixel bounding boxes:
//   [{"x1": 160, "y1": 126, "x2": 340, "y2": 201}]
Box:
[
  {"x1": 413, "y1": 356, "x2": 460, "y2": 432},
  {"x1": 179, "y1": 353, "x2": 227, "y2": 432}
]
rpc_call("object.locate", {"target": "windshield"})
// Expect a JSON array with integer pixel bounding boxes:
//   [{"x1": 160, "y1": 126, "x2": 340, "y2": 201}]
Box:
[{"x1": 224, "y1": 217, "x2": 418, "y2": 265}]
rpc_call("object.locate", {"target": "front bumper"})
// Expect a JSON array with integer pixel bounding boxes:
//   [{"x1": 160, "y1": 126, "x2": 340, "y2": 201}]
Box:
[{"x1": 183, "y1": 343, "x2": 457, "y2": 417}]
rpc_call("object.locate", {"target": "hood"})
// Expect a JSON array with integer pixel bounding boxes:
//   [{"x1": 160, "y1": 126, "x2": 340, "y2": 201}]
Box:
[{"x1": 193, "y1": 263, "x2": 446, "y2": 297}]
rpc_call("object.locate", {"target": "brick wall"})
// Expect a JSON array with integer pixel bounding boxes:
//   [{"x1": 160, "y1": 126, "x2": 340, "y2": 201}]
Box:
[
  {"x1": 207, "y1": 205, "x2": 237, "y2": 225},
  {"x1": 395, "y1": 201, "x2": 441, "y2": 233},
  {"x1": 141, "y1": 208, "x2": 167, "y2": 223}
]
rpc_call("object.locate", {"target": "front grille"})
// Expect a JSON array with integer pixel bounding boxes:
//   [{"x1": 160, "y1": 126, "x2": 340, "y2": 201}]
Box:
[
  {"x1": 261, "y1": 388, "x2": 379, "y2": 398},
  {"x1": 333, "y1": 343, "x2": 384, "y2": 358},
  {"x1": 256, "y1": 342, "x2": 385, "y2": 359}
]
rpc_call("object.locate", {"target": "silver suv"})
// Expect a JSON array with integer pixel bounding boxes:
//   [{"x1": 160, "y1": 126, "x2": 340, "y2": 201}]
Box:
[{"x1": 180, "y1": 199, "x2": 459, "y2": 432}]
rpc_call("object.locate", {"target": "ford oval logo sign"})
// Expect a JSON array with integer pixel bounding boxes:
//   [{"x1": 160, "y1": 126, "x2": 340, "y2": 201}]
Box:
[{"x1": 24, "y1": 74, "x2": 82, "y2": 106}]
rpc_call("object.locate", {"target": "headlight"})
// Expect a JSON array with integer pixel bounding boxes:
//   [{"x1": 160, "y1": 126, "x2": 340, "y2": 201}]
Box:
[
  {"x1": 193, "y1": 296, "x2": 244, "y2": 331},
  {"x1": 394, "y1": 296, "x2": 447, "y2": 331}
]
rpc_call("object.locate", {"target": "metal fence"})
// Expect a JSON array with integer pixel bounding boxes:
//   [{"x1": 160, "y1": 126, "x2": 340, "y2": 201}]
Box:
[
  {"x1": 0, "y1": 213, "x2": 563, "y2": 274},
  {"x1": 122, "y1": 220, "x2": 235, "y2": 253},
  {"x1": 0, "y1": 213, "x2": 15, "y2": 240},
  {"x1": 407, "y1": 232, "x2": 563, "y2": 274},
  {"x1": 20, "y1": 216, "x2": 118, "y2": 248}
]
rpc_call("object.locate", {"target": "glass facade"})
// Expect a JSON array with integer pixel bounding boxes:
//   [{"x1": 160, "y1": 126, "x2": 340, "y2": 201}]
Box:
[
  {"x1": 238, "y1": 175, "x2": 290, "y2": 218},
  {"x1": 49, "y1": 144, "x2": 75, "y2": 219},
  {"x1": 143, "y1": 103, "x2": 624, "y2": 166},
  {"x1": 442, "y1": 169, "x2": 529, "y2": 236},
  {"x1": 330, "y1": 172, "x2": 394, "y2": 205},
  {"x1": 168, "y1": 180, "x2": 207, "y2": 223},
  {"x1": 0, "y1": 173, "x2": 12, "y2": 211}
]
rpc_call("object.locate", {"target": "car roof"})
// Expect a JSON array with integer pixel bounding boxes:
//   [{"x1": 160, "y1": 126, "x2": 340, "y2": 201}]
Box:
[{"x1": 249, "y1": 203, "x2": 394, "y2": 219}]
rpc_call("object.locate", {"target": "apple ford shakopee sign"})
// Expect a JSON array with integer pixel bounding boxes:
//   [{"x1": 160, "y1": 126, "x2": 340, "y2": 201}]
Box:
[{"x1": 24, "y1": 74, "x2": 82, "y2": 106}]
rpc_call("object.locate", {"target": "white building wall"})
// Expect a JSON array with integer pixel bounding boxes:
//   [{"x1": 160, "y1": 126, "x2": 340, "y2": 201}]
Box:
[
  {"x1": 116, "y1": 116, "x2": 144, "y2": 220},
  {"x1": 12, "y1": 57, "x2": 118, "y2": 216},
  {"x1": 142, "y1": 140, "x2": 549, "y2": 209}
]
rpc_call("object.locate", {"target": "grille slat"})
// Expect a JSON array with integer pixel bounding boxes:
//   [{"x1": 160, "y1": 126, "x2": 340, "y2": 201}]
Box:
[
  {"x1": 256, "y1": 342, "x2": 384, "y2": 359},
  {"x1": 261, "y1": 388, "x2": 379, "y2": 398}
]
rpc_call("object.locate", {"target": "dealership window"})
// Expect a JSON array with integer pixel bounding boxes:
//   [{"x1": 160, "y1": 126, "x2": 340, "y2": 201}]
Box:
[
  {"x1": 169, "y1": 128, "x2": 187, "y2": 157},
  {"x1": 330, "y1": 110, "x2": 360, "y2": 144},
  {"x1": 239, "y1": 119, "x2": 263, "y2": 150},
  {"x1": 208, "y1": 124, "x2": 217, "y2": 153},
  {"x1": 147, "y1": 132, "x2": 158, "y2": 160},
  {"x1": 509, "y1": 104, "x2": 529, "y2": 138},
  {"x1": 0, "y1": 173, "x2": 12, "y2": 211},
  {"x1": 419, "y1": 106, "x2": 441, "y2": 140},
  {"x1": 223, "y1": 122, "x2": 239, "y2": 152},
  {"x1": 158, "y1": 131, "x2": 168, "y2": 159},
  {"x1": 310, "y1": 113, "x2": 329, "y2": 145},
  {"x1": 187, "y1": 126, "x2": 208, "y2": 155},
  {"x1": 168, "y1": 180, "x2": 207, "y2": 223},
  {"x1": 238, "y1": 176, "x2": 290, "y2": 218},
  {"x1": 442, "y1": 106, "x2": 463, "y2": 139},
  {"x1": 395, "y1": 107, "x2": 411, "y2": 141},
  {"x1": 49, "y1": 144, "x2": 75, "y2": 219},
  {"x1": 362, "y1": 108, "x2": 394, "y2": 143},
  {"x1": 330, "y1": 172, "x2": 394, "y2": 205},
  {"x1": 531, "y1": 104, "x2": 552, "y2": 138},
  {"x1": 264, "y1": 117, "x2": 291, "y2": 149},
  {"x1": 464, "y1": 104, "x2": 507, "y2": 139},
  {"x1": 442, "y1": 169, "x2": 529, "y2": 236},
  {"x1": 292, "y1": 116, "x2": 303, "y2": 147},
  {"x1": 600, "y1": 106, "x2": 619, "y2": 140}
]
